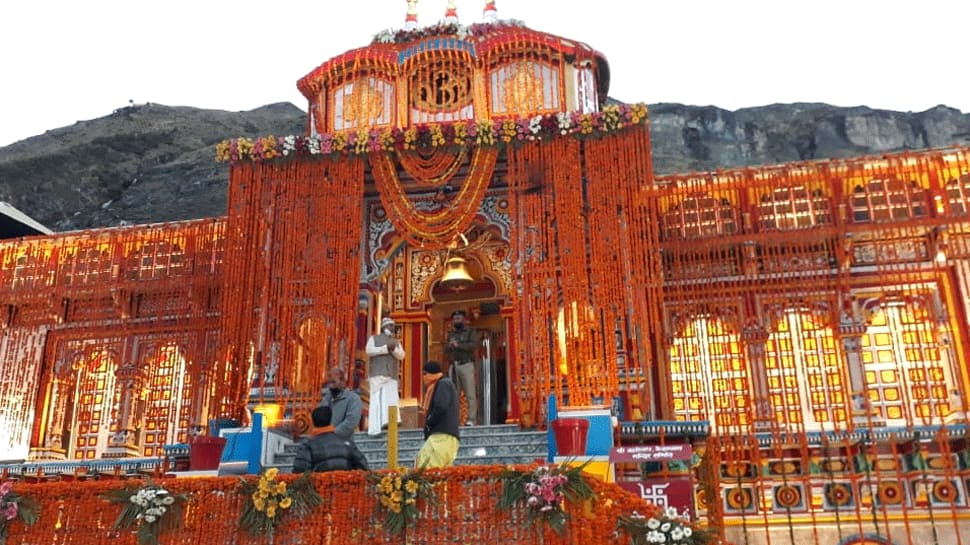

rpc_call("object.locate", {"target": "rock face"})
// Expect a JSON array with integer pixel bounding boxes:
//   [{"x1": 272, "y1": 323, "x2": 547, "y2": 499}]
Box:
[
  {"x1": 648, "y1": 103, "x2": 970, "y2": 175},
  {"x1": 0, "y1": 102, "x2": 968, "y2": 231}
]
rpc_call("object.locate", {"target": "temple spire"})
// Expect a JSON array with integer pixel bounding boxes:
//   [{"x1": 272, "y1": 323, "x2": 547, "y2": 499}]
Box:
[
  {"x1": 404, "y1": 0, "x2": 419, "y2": 30},
  {"x1": 483, "y1": 1, "x2": 497, "y2": 22},
  {"x1": 444, "y1": 0, "x2": 459, "y2": 24}
]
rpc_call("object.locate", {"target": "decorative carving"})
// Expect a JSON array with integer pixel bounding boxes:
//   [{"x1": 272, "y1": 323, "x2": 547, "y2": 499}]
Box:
[
  {"x1": 502, "y1": 62, "x2": 543, "y2": 115},
  {"x1": 342, "y1": 79, "x2": 386, "y2": 127}
]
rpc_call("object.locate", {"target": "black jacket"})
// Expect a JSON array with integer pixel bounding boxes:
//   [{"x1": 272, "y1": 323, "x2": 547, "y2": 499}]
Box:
[
  {"x1": 292, "y1": 431, "x2": 369, "y2": 473},
  {"x1": 424, "y1": 377, "x2": 460, "y2": 440}
]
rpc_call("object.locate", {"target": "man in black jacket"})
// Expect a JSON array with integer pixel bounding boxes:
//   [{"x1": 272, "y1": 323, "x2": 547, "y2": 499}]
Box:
[
  {"x1": 415, "y1": 361, "x2": 460, "y2": 468},
  {"x1": 292, "y1": 406, "x2": 369, "y2": 473}
]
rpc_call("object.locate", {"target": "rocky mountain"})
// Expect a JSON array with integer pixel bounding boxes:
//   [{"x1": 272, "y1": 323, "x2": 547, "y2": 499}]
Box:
[{"x1": 1, "y1": 102, "x2": 968, "y2": 232}]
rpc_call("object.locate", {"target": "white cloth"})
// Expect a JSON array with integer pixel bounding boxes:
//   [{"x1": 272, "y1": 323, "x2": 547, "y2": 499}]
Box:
[{"x1": 368, "y1": 375, "x2": 400, "y2": 436}]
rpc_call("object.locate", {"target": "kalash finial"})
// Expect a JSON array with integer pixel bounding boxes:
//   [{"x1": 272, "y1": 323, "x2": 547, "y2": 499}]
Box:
[
  {"x1": 404, "y1": 0, "x2": 419, "y2": 30},
  {"x1": 482, "y1": 1, "x2": 497, "y2": 22},
  {"x1": 444, "y1": 0, "x2": 459, "y2": 24}
]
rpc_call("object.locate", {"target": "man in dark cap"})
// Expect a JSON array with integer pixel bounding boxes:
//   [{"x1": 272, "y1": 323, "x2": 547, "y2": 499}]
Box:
[
  {"x1": 444, "y1": 309, "x2": 478, "y2": 426},
  {"x1": 415, "y1": 361, "x2": 460, "y2": 468},
  {"x1": 292, "y1": 405, "x2": 369, "y2": 473}
]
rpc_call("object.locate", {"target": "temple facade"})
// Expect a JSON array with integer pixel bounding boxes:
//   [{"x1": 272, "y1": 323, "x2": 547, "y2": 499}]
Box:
[{"x1": 1, "y1": 4, "x2": 969, "y2": 544}]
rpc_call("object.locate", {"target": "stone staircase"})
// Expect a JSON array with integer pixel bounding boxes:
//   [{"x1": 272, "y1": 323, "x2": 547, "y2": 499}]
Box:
[{"x1": 271, "y1": 424, "x2": 548, "y2": 470}]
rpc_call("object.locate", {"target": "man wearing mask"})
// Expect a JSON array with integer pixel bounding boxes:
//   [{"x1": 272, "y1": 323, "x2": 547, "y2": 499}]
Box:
[
  {"x1": 321, "y1": 366, "x2": 362, "y2": 440},
  {"x1": 365, "y1": 316, "x2": 406, "y2": 436},
  {"x1": 444, "y1": 309, "x2": 478, "y2": 426}
]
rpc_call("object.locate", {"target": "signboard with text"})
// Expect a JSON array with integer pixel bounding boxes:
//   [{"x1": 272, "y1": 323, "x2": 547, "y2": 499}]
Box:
[
  {"x1": 618, "y1": 478, "x2": 695, "y2": 519},
  {"x1": 610, "y1": 444, "x2": 692, "y2": 463}
]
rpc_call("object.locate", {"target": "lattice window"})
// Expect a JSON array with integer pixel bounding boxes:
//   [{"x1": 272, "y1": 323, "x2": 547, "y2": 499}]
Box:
[
  {"x1": 945, "y1": 173, "x2": 970, "y2": 216},
  {"x1": 766, "y1": 312, "x2": 846, "y2": 430},
  {"x1": 757, "y1": 186, "x2": 833, "y2": 230},
  {"x1": 71, "y1": 350, "x2": 118, "y2": 460},
  {"x1": 332, "y1": 77, "x2": 395, "y2": 131},
  {"x1": 125, "y1": 241, "x2": 187, "y2": 281},
  {"x1": 668, "y1": 317, "x2": 749, "y2": 432},
  {"x1": 851, "y1": 178, "x2": 928, "y2": 223},
  {"x1": 142, "y1": 343, "x2": 192, "y2": 456},
  {"x1": 61, "y1": 247, "x2": 113, "y2": 287},
  {"x1": 662, "y1": 195, "x2": 740, "y2": 240},
  {"x1": 9, "y1": 252, "x2": 51, "y2": 290},
  {"x1": 860, "y1": 302, "x2": 952, "y2": 425},
  {"x1": 489, "y1": 60, "x2": 561, "y2": 116}
]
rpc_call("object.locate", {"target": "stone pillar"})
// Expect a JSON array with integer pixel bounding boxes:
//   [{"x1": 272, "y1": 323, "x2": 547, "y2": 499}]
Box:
[
  {"x1": 742, "y1": 325, "x2": 773, "y2": 431},
  {"x1": 104, "y1": 362, "x2": 146, "y2": 458}
]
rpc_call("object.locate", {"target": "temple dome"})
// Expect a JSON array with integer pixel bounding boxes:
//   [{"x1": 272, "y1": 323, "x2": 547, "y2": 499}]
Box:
[{"x1": 296, "y1": 21, "x2": 610, "y2": 135}]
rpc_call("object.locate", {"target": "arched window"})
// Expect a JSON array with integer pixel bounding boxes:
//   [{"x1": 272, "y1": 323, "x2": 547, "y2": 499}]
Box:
[
  {"x1": 668, "y1": 316, "x2": 750, "y2": 433},
  {"x1": 662, "y1": 194, "x2": 740, "y2": 240},
  {"x1": 851, "y1": 178, "x2": 927, "y2": 223},
  {"x1": 765, "y1": 310, "x2": 846, "y2": 431}
]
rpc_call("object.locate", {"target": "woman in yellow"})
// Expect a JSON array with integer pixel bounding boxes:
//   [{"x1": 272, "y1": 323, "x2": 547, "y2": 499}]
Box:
[{"x1": 415, "y1": 361, "x2": 460, "y2": 468}]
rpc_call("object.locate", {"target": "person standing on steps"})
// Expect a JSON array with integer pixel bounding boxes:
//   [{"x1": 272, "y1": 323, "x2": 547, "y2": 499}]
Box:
[
  {"x1": 444, "y1": 309, "x2": 478, "y2": 426},
  {"x1": 415, "y1": 361, "x2": 460, "y2": 468},
  {"x1": 365, "y1": 316, "x2": 406, "y2": 436}
]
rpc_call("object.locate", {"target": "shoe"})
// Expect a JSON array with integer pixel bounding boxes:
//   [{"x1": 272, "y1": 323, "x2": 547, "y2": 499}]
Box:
[{"x1": 464, "y1": 421, "x2": 474, "y2": 426}]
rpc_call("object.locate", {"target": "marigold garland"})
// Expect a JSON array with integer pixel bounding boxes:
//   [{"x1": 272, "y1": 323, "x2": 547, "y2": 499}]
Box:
[
  {"x1": 497, "y1": 462, "x2": 594, "y2": 535},
  {"x1": 0, "y1": 480, "x2": 38, "y2": 545},
  {"x1": 215, "y1": 104, "x2": 649, "y2": 163},
  {"x1": 102, "y1": 481, "x2": 189, "y2": 545},
  {"x1": 239, "y1": 468, "x2": 323, "y2": 539},
  {"x1": 369, "y1": 468, "x2": 436, "y2": 535}
]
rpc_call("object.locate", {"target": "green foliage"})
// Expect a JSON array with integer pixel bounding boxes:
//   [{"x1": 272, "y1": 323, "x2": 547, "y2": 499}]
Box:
[
  {"x1": 497, "y1": 462, "x2": 594, "y2": 535},
  {"x1": 102, "y1": 482, "x2": 189, "y2": 545},
  {"x1": 369, "y1": 468, "x2": 436, "y2": 535},
  {"x1": 238, "y1": 468, "x2": 322, "y2": 538}
]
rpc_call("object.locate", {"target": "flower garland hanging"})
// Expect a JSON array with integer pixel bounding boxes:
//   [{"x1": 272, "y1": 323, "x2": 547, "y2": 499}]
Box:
[
  {"x1": 215, "y1": 104, "x2": 649, "y2": 163},
  {"x1": 370, "y1": 468, "x2": 435, "y2": 535},
  {"x1": 0, "y1": 480, "x2": 39, "y2": 545},
  {"x1": 238, "y1": 468, "x2": 322, "y2": 539},
  {"x1": 496, "y1": 462, "x2": 594, "y2": 535},
  {"x1": 616, "y1": 507, "x2": 716, "y2": 545},
  {"x1": 102, "y1": 482, "x2": 189, "y2": 545}
]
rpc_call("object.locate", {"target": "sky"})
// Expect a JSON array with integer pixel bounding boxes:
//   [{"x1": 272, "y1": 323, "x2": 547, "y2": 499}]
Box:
[{"x1": 2, "y1": 0, "x2": 968, "y2": 147}]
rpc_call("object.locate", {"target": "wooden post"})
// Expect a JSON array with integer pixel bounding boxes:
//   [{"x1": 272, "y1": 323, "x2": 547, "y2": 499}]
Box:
[{"x1": 388, "y1": 405, "x2": 399, "y2": 469}]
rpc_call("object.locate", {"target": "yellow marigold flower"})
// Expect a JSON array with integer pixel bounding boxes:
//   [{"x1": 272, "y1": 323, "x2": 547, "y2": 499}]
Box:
[
  {"x1": 390, "y1": 504, "x2": 402, "y2": 514},
  {"x1": 275, "y1": 481, "x2": 287, "y2": 494},
  {"x1": 216, "y1": 141, "x2": 230, "y2": 161},
  {"x1": 391, "y1": 491, "x2": 403, "y2": 503},
  {"x1": 405, "y1": 480, "x2": 419, "y2": 494},
  {"x1": 265, "y1": 468, "x2": 279, "y2": 480},
  {"x1": 254, "y1": 498, "x2": 265, "y2": 511},
  {"x1": 280, "y1": 497, "x2": 292, "y2": 509},
  {"x1": 266, "y1": 506, "x2": 277, "y2": 519},
  {"x1": 394, "y1": 477, "x2": 402, "y2": 490}
]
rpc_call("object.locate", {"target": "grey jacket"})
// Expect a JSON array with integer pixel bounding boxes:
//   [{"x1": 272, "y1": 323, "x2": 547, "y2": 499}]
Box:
[{"x1": 321, "y1": 387, "x2": 363, "y2": 440}]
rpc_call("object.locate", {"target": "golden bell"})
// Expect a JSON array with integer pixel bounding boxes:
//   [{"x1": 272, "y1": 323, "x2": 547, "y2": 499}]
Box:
[{"x1": 440, "y1": 255, "x2": 474, "y2": 291}]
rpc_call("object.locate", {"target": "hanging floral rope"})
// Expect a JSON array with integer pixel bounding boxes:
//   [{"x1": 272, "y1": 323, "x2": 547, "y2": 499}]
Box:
[
  {"x1": 395, "y1": 147, "x2": 468, "y2": 186},
  {"x1": 371, "y1": 146, "x2": 498, "y2": 248}
]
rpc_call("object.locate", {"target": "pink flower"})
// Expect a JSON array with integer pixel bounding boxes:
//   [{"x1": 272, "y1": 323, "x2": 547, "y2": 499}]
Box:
[
  {"x1": 0, "y1": 480, "x2": 11, "y2": 496},
  {"x1": 3, "y1": 502, "x2": 17, "y2": 521}
]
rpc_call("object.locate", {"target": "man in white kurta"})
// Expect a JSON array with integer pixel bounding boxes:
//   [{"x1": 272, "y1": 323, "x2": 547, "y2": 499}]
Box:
[{"x1": 365, "y1": 317, "x2": 406, "y2": 436}]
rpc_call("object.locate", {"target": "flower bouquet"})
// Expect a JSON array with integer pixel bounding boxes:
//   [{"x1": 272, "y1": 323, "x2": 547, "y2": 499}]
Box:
[
  {"x1": 497, "y1": 462, "x2": 594, "y2": 535},
  {"x1": 239, "y1": 468, "x2": 321, "y2": 539},
  {"x1": 103, "y1": 482, "x2": 189, "y2": 545},
  {"x1": 617, "y1": 507, "x2": 715, "y2": 545},
  {"x1": 0, "y1": 480, "x2": 39, "y2": 545},
  {"x1": 370, "y1": 468, "x2": 435, "y2": 535}
]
